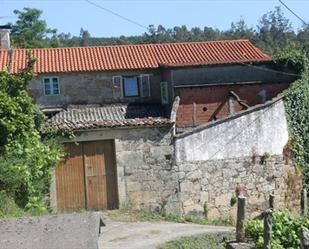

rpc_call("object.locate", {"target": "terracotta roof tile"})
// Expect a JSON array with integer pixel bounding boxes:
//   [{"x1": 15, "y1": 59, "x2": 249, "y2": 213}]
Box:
[
  {"x1": 46, "y1": 103, "x2": 172, "y2": 131},
  {"x1": 0, "y1": 40, "x2": 271, "y2": 74}
]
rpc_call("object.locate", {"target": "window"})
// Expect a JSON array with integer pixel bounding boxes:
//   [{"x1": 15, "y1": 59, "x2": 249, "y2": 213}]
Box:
[
  {"x1": 44, "y1": 77, "x2": 59, "y2": 95},
  {"x1": 113, "y1": 74, "x2": 151, "y2": 99},
  {"x1": 123, "y1": 77, "x2": 139, "y2": 97}
]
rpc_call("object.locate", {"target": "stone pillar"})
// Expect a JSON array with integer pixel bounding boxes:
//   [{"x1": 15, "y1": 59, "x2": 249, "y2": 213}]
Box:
[
  {"x1": 263, "y1": 209, "x2": 272, "y2": 249},
  {"x1": 300, "y1": 226, "x2": 309, "y2": 249},
  {"x1": 236, "y1": 196, "x2": 246, "y2": 242}
]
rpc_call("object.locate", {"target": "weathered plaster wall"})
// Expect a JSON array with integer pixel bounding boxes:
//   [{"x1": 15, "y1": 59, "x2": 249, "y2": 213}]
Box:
[
  {"x1": 174, "y1": 98, "x2": 302, "y2": 218},
  {"x1": 28, "y1": 69, "x2": 162, "y2": 107},
  {"x1": 66, "y1": 126, "x2": 181, "y2": 213},
  {"x1": 175, "y1": 98, "x2": 289, "y2": 162}
]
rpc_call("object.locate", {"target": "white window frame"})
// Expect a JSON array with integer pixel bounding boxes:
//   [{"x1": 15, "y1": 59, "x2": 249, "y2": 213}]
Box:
[{"x1": 43, "y1": 77, "x2": 60, "y2": 96}]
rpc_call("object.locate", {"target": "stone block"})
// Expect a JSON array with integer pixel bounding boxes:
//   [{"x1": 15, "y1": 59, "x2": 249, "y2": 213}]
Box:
[{"x1": 227, "y1": 242, "x2": 255, "y2": 249}]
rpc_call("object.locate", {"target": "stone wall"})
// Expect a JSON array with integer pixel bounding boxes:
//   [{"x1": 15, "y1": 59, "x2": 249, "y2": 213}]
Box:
[
  {"x1": 178, "y1": 156, "x2": 302, "y2": 219},
  {"x1": 28, "y1": 69, "x2": 163, "y2": 107},
  {"x1": 174, "y1": 97, "x2": 302, "y2": 218},
  {"x1": 65, "y1": 126, "x2": 181, "y2": 213}
]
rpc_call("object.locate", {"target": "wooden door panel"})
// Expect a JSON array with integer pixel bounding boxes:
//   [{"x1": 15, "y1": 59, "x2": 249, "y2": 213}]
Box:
[
  {"x1": 104, "y1": 140, "x2": 119, "y2": 209},
  {"x1": 56, "y1": 143, "x2": 86, "y2": 211},
  {"x1": 83, "y1": 141, "x2": 107, "y2": 210},
  {"x1": 56, "y1": 140, "x2": 118, "y2": 211}
]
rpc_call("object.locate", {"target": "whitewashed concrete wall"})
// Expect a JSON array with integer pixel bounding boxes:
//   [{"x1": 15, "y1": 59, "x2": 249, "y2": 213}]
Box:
[{"x1": 175, "y1": 98, "x2": 289, "y2": 162}]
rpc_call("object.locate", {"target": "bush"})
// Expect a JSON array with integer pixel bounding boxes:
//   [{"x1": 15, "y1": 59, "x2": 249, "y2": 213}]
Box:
[
  {"x1": 245, "y1": 211, "x2": 309, "y2": 248},
  {"x1": 0, "y1": 53, "x2": 63, "y2": 211}
]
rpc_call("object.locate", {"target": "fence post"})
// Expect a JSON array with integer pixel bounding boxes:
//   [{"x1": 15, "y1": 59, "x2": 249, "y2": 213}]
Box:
[
  {"x1": 269, "y1": 193, "x2": 275, "y2": 210},
  {"x1": 301, "y1": 188, "x2": 308, "y2": 217},
  {"x1": 236, "y1": 196, "x2": 246, "y2": 242},
  {"x1": 263, "y1": 209, "x2": 272, "y2": 249}
]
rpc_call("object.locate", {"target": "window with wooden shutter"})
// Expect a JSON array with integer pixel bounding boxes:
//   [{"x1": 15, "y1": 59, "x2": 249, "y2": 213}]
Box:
[
  {"x1": 112, "y1": 76, "x2": 122, "y2": 99},
  {"x1": 140, "y1": 74, "x2": 151, "y2": 97},
  {"x1": 160, "y1": 81, "x2": 169, "y2": 104}
]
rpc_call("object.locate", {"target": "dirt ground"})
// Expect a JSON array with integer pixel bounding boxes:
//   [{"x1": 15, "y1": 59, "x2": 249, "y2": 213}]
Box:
[{"x1": 99, "y1": 219, "x2": 233, "y2": 249}]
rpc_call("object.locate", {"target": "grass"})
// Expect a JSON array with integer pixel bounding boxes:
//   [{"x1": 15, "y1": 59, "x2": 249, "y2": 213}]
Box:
[
  {"x1": 0, "y1": 192, "x2": 25, "y2": 218},
  {"x1": 158, "y1": 233, "x2": 233, "y2": 249},
  {"x1": 0, "y1": 191, "x2": 49, "y2": 219},
  {"x1": 102, "y1": 207, "x2": 235, "y2": 227}
]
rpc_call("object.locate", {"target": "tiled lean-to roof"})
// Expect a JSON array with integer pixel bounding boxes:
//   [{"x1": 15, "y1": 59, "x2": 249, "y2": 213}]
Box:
[
  {"x1": 0, "y1": 40, "x2": 271, "y2": 73},
  {"x1": 46, "y1": 103, "x2": 172, "y2": 130}
]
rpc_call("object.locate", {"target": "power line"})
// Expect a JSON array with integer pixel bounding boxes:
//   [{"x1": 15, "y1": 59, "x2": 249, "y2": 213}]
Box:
[
  {"x1": 84, "y1": 0, "x2": 150, "y2": 31},
  {"x1": 279, "y1": 0, "x2": 309, "y2": 26}
]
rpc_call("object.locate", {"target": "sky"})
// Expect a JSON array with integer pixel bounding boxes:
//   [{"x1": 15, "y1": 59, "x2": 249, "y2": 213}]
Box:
[{"x1": 0, "y1": 0, "x2": 308, "y2": 37}]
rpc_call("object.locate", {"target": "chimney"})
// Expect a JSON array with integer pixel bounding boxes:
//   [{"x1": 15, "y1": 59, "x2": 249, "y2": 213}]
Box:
[{"x1": 0, "y1": 25, "x2": 11, "y2": 49}]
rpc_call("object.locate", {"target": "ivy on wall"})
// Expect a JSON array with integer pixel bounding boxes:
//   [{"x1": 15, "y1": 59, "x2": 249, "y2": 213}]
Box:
[{"x1": 280, "y1": 47, "x2": 309, "y2": 186}]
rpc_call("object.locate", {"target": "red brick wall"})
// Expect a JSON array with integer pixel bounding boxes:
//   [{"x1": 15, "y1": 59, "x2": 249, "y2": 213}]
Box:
[{"x1": 175, "y1": 83, "x2": 291, "y2": 128}]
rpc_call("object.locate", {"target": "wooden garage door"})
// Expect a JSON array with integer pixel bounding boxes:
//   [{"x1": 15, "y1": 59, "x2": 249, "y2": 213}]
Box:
[{"x1": 55, "y1": 140, "x2": 118, "y2": 211}]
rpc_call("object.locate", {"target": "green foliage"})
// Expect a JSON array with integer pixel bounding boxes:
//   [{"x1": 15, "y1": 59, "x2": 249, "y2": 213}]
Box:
[
  {"x1": 245, "y1": 211, "x2": 309, "y2": 249},
  {"x1": 25, "y1": 197, "x2": 48, "y2": 216},
  {"x1": 274, "y1": 45, "x2": 309, "y2": 75},
  {"x1": 260, "y1": 152, "x2": 274, "y2": 165},
  {"x1": 0, "y1": 191, "x2": 25, "y2": 218},
  {"x1": 230, "y1": 195, "x2": 237, "y2": 207},
  {"x1": 283, "y1": 57, "x2": 309, "y2": 185},
  {"x1": 203, "y1": 202, "x2": 208, "y2": 218},
  {"x1": 0, "y1": 54, "x2": 63, "y2": 212},
  {"x1": 9, "y1": 8, "x2": 62, "y2": 48},
  {"x1": 159, "y1": 233, "x2": 231, "y2": 249}
]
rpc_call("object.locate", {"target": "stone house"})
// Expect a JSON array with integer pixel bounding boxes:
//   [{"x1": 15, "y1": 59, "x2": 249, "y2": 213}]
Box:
[{"x1": 0, "y1": 30, "x2": 301, "y2": 217}]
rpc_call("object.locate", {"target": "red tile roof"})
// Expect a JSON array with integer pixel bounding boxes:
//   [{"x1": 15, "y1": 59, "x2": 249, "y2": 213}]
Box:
[{"x1": 0, "y1": 40, "x2": 271, "y2": 74}]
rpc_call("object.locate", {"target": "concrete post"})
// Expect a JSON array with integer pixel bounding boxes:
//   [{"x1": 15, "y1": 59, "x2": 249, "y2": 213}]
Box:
[
  {"x1": 263, "y1": 209, "x2": 272, "y2": 249},
  {"x1": 269, "y1": 193, "x2": 275, "y2": 210},
  {"x1": 301, "y1": 188, "x2": 308, "y2": 217},
  {"x1": 236, "y1": 196, "x2": 246, "y2": 242}
]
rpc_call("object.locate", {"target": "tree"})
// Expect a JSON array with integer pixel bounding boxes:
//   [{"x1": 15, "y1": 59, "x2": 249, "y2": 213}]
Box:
[
  {"x1": 256, "y1": 6, "x2": 296, "y2": 54},
  {"x1": 79, "y1": 28, "x2": 91, "y2": 47},
  {"x1": 9, "y1": 8, "x2": 61, "y2": 48},
  {"x1": 225, "y1": 18, "x2": 255, "y2": 40},
  {"x1": 0, "y1": 54, "x2": 63, "y2": 209},
  {"x1": 297, "y1": 25, "x2": 309, "y2": 57}
]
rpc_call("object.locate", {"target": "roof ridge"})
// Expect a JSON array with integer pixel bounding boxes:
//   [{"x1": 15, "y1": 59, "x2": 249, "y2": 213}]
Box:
[{"x1": 7, "y1": 39, "x2": 251, "y2": 51}]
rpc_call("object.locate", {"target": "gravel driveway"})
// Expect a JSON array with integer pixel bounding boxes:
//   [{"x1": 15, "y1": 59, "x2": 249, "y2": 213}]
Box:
[{"x1": 99, "y1": 220, "x2": 233, "y2": 249}]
